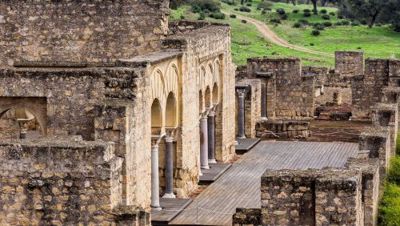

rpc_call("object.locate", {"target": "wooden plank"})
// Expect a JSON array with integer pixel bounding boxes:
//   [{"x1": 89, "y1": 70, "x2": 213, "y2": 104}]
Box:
[{"x1": 170, "y1": 141, "x2": 358, "y2": 226}]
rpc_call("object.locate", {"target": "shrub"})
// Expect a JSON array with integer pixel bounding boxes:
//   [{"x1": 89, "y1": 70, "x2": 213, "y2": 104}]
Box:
[
  {"x1": 191, "y1": 0, "x2": 221, "y2": 13},
  {"x1": 338, "y1": 15, "x2": 344, "y2": 19},
  {"x1": 351, "y1": 21, "x2": 360, "y2": 26},
  {"x1": 321, "y1": 14, "x2": 330, "y2": 20},
  {"x1": 246, "y1": 3, "x2": 252, "y2": 6},
  {"x1": 298, "y1": 19, "x2": 309, "y2": 25},
  {"x1": 261, "y1": 9, "x2": 267, "y2": 14},
  {"x1": 280, "y1": 14, "x2": 288, "y2": 20},
  {"x1": 303, "y1": 11, "x2": 311, "y2": 17},
  {"x1": 341, "y1": 20, "x2": 350, "y2": 25},
  {"x1": 329, "y1": 12, "x2": 335, "y2": 16},
  {"x1": 313, "y1": 23, "x2": 325, "y2": 30},
  {"x1": 360, "y1": 19, "x2": 368, "y2": 25},
  {"x1": 239, "y1": 6, "x2": 251, "y2": 12},
  {"x1": 335, "y1": 21, "x2": 343, "y2": 26},
  {"x1": 379, "y1": 183, "x2": 400, "y2": 226},
  {"x1": 311, "y1": 30, "x2": 321, "y2": 36},
  {"x1": 270, "y1": 18, "x2": 281, "y2": 24},
  {"x1": 198, "y1": 12, "x2": 205, "y2": 20},
  {"x1": 230, "y1": 14, "x2": 237, "y2": 18},
  {"x1": 180, "y1": 15, "x2": 185, "y2": 19},
  {"x1": 210, "y1": 12, "x2": 225, "y2": 19},
  {"x1": 320, "y1": 9, "x2": 327, "y2": 14},
  {"x1": 310, "y1": 43, "x2": 314, "y2": 46},
  {"x1": 303, "y1": 9, "x2": 311, "y2": 13},
  {"x1": 276, "y1": 8, "x2": 286, "y2": 15},
  {"x1": 323, "y1": 21, "x2": 332, "y2": 27},
  {"x1": 388, "y1": 157, "x2": 400, "y2": 184},
  {"x1": 292, "y1": 9, "x2": 299, "y2": 14},
  {"x1": 293, "y1": 22, "x2": 302, "y2": 28},
  {"x1": 257, "y1": 1, "x2": 272, "y2": 10},
  {"x1": 241, "y1": 19, "x2": 247, "y2": 23},
  {"x1": 234, "y1": 8, "x2": 239, "y2": 11}
]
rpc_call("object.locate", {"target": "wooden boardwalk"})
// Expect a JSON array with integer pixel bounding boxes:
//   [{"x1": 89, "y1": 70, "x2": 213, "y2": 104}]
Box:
[{"x1": 170, "y1": 141, "x2": 358, "y2": 226}]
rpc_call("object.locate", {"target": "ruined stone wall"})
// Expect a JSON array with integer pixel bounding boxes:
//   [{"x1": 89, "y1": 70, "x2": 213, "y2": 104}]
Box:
[
  {"x1": 346, "y1": 157, "x2": 380, "y2": 226},
  {"x1": 315, "y1": 73, "x2": 353, "y2": 106},
  {"x1": 352, "y1": 59, "x2": 389, "y2": 119},
  {"x1": 335, "y1": 51, "x2": 364, "y2": 76},
  {"x1": 0, "y1": 67, "x2": 145, "y2": 140},
  {"x1": 261, "y1": 169, "x2": 364, "y2": 226},
  {"x1": 236, "y1": 79, "x2": 262, "y2": 138},
  {"x1": 0, "y1": 139, "x2": 150, "y2": 225},
  {"x1": 0, "y1": 0, "x2": 169, "y2": 66},
  {"x1": 134, "y1": 23, "x2": 236, "y2": 197},
  {"x1": 246, "y1": 58, "x2": 315, "y2": 119}
]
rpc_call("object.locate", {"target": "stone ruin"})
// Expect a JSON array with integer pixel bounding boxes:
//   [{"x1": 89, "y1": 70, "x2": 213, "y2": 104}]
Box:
[
  {"x1": 0, "y1": 1, "x2": 237, "y2": 225},
  {"x1": 232, "y1": 51, "x2": 400, "y2": 226},
  {"x1": 0, "y1": 0, "x2": 399, "y2": 225}
]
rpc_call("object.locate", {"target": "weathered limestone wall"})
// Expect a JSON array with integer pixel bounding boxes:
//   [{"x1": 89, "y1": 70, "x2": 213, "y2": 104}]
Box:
[
  {"x1": 352, "y1": 59, "x2": 389, "y2": 119},
  {"x1": 236, "y1": 79, "x2": 262, "y2": 138},
  {"x1": 346, "y1": 157, "x2": 380, "y2": 226},
  {"x1": 0, "y1": 139, "x2": 151, "y2": 225},
  {"x1": 246, "y1": 58, "x2": 315, "y2": 119},
  {"x1": 166, "y1": 21, "x2": 236, "y2": 164},
  {"x1": 0, "y1": 0, "x2": 169, "y2": 66},
  {"x1": 261, "y1": 169, "x2": 364, "y2": 226},
  {"x1": 335, "y1": 51, "x2": 364, "y2": 76},
  {"x1": 359, "y1": 128, "x2": 391, "y2": 177},
  {"x1": 0, "y1": 67, "x2": 145, "y2": 140}
]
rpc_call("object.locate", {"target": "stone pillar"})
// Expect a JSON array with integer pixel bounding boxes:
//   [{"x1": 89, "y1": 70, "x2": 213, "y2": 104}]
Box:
[
  {"x1": 208, "y1": 111, "x2": 217, "y2": 164},
  {"x1": 163, "y1": 136, "x2": 176, "y2": 198},
  {"x1": 151, "y1": 140, "x2": 162, "y2": 210},
  {"x1": 237, "y1": 89, "x2": 247, "y2": 139},
  {"x1": 261, "y1": 83, "x2": 268, "y2": 119},
  {"x1": 200, "y1": 115, "x2": 210, "y2": 169}
]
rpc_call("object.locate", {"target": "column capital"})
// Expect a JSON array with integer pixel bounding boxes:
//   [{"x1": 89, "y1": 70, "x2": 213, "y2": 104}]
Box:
[
  {"x1": 165, "y1": 136, "x2": 174, "y2": 143},
  {"x1": 151, "y1": 134, "x2": 165, "y2": 146}
]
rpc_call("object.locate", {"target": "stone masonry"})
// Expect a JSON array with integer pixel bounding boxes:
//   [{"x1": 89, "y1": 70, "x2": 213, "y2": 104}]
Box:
[{"x1": 0, "y1": 1, "x2": 236, "y2": 225}]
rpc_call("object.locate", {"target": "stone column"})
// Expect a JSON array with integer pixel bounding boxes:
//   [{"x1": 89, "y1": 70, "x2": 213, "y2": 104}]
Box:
[
  {"x1": 200, "y1": 115, "x2": 210, "y2": 169},
  {"x1": 237, "y1": 89, "x2": 247, "y2": 139},
  {"x1": 261, "y1": 83, "x2": 268, "y2": 119},
  {"x1": 208, "y1": 110, "x2": 217, "y2": 164},
  {"x1": 163, "y1": 136, "x2": 176, "y2": 198},
  {"x1": 151, "y1": 140, "x2": 162, "y2": 210}
]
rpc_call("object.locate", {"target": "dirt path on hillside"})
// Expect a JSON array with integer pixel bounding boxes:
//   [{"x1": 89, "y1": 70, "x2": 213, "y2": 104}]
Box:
[{"x1": 224, "y1": 11, "x2": 333, "y2": 58}]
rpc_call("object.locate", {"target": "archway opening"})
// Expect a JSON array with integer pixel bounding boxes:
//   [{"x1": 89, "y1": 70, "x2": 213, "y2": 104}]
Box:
[
  {"x1": 212, "y1": 83, "x2": 219, "y2": 105},
  {"x1": 205, "y1": 86, "x2": 211, "y2": 109},
  {"x1": 0, "y1": 108, "x2": 43, "y2": 139},
  {"x1": 165, "y1": 92, "x2": 177, "y2": 128},
  {"x1": 151, "y1": 99, "x2": 163, "y2": 135}
]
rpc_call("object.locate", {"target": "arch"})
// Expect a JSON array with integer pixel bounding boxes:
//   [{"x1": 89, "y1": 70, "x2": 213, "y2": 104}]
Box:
[
  {"x1": 0, "y1": 97, "x2": 47, "y2": 135},
  {"x1": 212, "y1": 83, "x2": 219, "y2": 105},
  {"x1": 205, "y1": 86, "x2": 211, "y2": 109},
  {"x1": 200, "y1": 66, "x2": 206, "y2": 91},
  {"x1": 199, "y1": 90, "x2": 204, "y2": 113},
  {"x1": 213, "y1": 59, "x2": 221, "y2": 86},
  {"x1": 151, "y1": 99, "x2": 163, "y2": 135},
  {"x1": 150, "y1": 69, "x2": 166, "y2": 104},
  {"x1": 165, "y1": 92, "x2": 178, "y2": 128}
]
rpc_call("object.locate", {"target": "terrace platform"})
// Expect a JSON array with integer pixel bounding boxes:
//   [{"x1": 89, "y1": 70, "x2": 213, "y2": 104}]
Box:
[
  {"x1": 170, "y1": 141, "x2": 358, "y2": 226},
  {"x1": 151, "y1": 198, "x2": 192, "y2": 226},
  {"x1": 199, "y1": 163, "x2": 232, "y2": 185},
  {"x1": 235, "y1": 138, "x2": 260, "y2": 154}
]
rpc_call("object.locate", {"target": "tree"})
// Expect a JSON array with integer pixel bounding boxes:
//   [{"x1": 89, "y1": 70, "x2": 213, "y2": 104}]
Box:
[
  {"x1": 339, "y1": 0, "x2": 390, "y2": 28},
  {"x1": 311, "y1": 0, "x2": 318, "y2": 14}
]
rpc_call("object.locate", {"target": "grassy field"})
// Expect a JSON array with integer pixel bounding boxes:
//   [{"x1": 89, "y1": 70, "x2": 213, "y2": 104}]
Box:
[
  {"x1": 171, "y1": 1, "x2": 400, "y2": 67},
  {"x1": 379, "y1": 135, "x2": 400, "y2": 226}
]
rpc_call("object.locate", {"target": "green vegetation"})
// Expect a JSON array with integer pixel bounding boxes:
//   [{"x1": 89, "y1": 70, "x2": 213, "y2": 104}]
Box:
[
  {"x1": 171, "y1": 1, "x2": 400, "y2": 67},
  {"x1": 379, "y1": 134, "x2": 400, "y2": 225}
]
